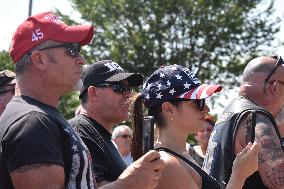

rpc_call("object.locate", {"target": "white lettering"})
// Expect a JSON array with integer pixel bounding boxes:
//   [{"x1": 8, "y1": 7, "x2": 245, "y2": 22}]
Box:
[
  {"x1": 31, "y1": 29, "x2": 44, "y2": 42},
  {"x1": 104, "y1": 62, "x2": 123, "y2": 71}
]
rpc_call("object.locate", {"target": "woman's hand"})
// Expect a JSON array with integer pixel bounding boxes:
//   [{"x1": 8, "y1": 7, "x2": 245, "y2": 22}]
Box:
[{"x1": 232, "y1": 142, "x2": 259, "y2": 181}]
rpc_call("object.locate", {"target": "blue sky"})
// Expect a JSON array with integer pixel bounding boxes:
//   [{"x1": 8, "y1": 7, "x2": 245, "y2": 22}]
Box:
[{"x1": 0, "y1": 0, "x2": 75, "y2": 51}]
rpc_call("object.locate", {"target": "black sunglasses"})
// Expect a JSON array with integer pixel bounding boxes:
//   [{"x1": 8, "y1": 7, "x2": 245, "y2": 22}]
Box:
[
  {"x1": 29, "y1": 43, "x2": 81, "y2": 58},
  {"x1": 264, "y1": 55, "x2": 284, "y2": 83},
  {"x1": 118, "y1": 134, "x2": 132, "y2": 139},
  {"x1": 95, "y1": 83, "x2": 132, "y2": 94},
  {"x1": 173, "y1": 98, "x2": 206, "y2": 111}
]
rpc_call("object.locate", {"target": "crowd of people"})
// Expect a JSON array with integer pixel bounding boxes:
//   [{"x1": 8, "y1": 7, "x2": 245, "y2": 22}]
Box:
[{"x1": 0, "y1": 11, "x2": 283, "y2": 189}]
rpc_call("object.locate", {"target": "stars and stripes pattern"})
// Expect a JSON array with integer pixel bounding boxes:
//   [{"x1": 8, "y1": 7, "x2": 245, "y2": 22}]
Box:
[{"x1": 142, "y1": 64, "x2": 222, "y2": 108}]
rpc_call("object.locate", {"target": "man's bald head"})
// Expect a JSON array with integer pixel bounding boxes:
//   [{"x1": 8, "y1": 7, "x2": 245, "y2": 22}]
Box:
[
  {"x1": 239, "y1": 56, "x2": 284, "y2": 116},
  {"x1": 242, "y1": 56, "x2": 277, "y2": 83}
]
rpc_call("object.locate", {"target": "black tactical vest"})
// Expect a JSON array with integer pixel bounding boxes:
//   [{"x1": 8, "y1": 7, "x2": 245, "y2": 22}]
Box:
[{"x1": 203, "y1": 97, "x2": 282, "y2": 189}]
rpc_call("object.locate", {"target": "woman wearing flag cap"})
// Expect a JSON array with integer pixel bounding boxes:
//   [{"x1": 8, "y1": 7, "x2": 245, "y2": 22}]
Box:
[{"x1": 131, "y1": 64, "x2": 259, "y2": 189}]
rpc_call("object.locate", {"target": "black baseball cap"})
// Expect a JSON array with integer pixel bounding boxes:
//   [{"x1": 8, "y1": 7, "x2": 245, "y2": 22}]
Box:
[
  {"x1": 0, "y1": 70, "x2": 16, "y2": 86},
  {"x1": 0, "y1": 70, "x2": 16, "y2": 94},
  {"x1": 79, "y1": 60, "x2": 144, "y2": 98}
]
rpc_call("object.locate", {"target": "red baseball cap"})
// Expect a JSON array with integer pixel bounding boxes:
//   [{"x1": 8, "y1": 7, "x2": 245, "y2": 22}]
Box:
[{"x1": 9, "y1": 11, "x2": 94, "y2": 63}]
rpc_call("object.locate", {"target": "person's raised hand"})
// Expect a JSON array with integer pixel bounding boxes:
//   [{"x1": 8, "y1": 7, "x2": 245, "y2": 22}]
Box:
[
  {"x1": 232, "y1": 142, "x2": 259, "y2": 180},
  {"x1": 117, "y1": 150, "x2": 165, "y2": 189}
]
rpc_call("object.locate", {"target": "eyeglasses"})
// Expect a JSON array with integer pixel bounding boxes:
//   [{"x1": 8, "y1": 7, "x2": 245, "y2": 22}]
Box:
[
  {"x1": 264, "y1": 55, "x2": 284, "y2": 83},
  {"x1": 174, "y1": 98, "x2": 206, "y2": 111},
  {"x1": 118, "y1": 134, "x2": 132, "y2": 139},
  {"x1": 29, "y1": 43, "x2": 81, "y2": 58},
  {"x1": 95, "y1": 83, "x2": 132, "y2": 94}
]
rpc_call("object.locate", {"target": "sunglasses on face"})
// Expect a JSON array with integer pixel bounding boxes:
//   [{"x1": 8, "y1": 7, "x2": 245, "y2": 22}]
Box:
[
  {"x1": 30, "y1": 43, "x2": 81, "y2": 58},
  {"x1": 264, "y1": 55, "x2": 284, "y2": 83},
  {"x1": 118, "y1": 134, "x2": 132, "y2": 139},
  {"x1": 95, "y1": 83, "x2": 132, "y2": 94},
  {"x1": 175, "y1": 98, "x2": 206, "y2": 111}
]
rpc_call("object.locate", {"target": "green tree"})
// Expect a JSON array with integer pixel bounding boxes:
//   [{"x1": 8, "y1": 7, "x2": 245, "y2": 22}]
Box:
[
  {"x1": 0, "y1": 51, "x2": 14, "y2": 71},
  {"x1": 70, "y1": 0, "x2": 280, "y2": 87},
  {"x1": 2, "y1": 0, "x2": 281, "y2": 119},
  {"x1": 58, "y1": 92, "x2": 81, "y2": 119}
]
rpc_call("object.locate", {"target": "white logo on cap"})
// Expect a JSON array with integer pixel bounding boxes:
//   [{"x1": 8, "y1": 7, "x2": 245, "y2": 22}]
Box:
[
  {"x1": 183, "y1": 68, "x2": 200, "y2": 84},
  {"x1": 44, "y1": 13, "x2": 64, "y2": 25},
  {"x1": 104, "y1": 62, "x2": 123, "y2": 72},
  {"x1": 31, "y1": 29, "x2": 44, "y2": 42}
]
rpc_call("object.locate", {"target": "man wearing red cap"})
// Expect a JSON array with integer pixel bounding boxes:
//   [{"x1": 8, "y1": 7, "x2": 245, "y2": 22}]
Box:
[{"x1": 0, "y1": 12, "x2": 163, "y2": 189}]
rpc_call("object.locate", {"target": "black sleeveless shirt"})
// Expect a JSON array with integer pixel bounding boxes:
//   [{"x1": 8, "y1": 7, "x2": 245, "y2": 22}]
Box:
[
  {"x1": 203, "y1": 97, "x2": 283, "y2": 189},
  {"x1": 156, "y1": 147, "x2": 222, "y2": 189}
]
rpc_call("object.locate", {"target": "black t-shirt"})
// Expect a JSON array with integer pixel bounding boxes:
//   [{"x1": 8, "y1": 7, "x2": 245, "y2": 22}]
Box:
[
  {"x1": 69, "y1": 114, "x2": 127, "y2": 182},
  {"x1": 0, "y1": 96, "x2": 96, "y2": 189}
]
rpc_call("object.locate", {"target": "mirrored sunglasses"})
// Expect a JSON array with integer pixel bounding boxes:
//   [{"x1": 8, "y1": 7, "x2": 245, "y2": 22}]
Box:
[
  {"x1": 29, "y1": 43, "x2": 81, "y2": 58},
  {"x1": 95, "y1": 83, "x2": 132, "y2": 94}
]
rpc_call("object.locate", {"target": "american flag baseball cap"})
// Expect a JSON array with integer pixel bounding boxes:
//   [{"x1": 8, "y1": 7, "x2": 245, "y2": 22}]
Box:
[{"x1": 141, "y1": 64, "x2": 222, "y2": 108}]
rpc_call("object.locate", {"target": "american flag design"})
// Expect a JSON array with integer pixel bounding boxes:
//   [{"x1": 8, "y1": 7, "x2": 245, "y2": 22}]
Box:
[{"x1": 142, "y1": 64, "x2": 222, "y2": 108}]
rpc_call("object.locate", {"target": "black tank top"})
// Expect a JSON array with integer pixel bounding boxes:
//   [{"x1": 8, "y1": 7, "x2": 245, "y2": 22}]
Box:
[{"x1": 156, "y1": 147, "x2": 222, "y2": 189}]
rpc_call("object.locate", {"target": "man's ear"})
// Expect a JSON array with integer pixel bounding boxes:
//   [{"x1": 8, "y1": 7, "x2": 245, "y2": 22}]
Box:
[
  {"x1": 87, "y1": 86, "x2": 98, "y2": 99},
  {"x1": 268, "y1": 80, "x2": 278, "y2": 95},
  {"x1": 267, "y1": 81, "x2": 282, "y2": 97},
  {"x1": 30, "y1": 51, "x2": 46, "y2": 71}
]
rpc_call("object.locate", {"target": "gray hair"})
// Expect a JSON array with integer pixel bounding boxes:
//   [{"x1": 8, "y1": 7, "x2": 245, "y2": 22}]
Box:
[
  {"x1": 15, "y1": 40, "x2": 59, "y2": 81},
  {"x1": 112, "y1": 125, "x2": 132, "y2": 140}
]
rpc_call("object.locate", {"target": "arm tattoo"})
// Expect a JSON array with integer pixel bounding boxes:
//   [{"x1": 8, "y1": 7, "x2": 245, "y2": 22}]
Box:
[
  {"x1": 255, "y1": 114, "x2": 284, "y2": 188},
  {"x1": 255, "y1": 116, "x2": 282, "y2": 162},
  {"x1": 13, "y1": 163, "x2": 54, "y2": 173}
]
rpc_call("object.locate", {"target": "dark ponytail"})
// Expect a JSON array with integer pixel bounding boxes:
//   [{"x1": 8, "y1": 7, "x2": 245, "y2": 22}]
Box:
[{"x1": 130, "y1": 93, "x2": 144, "y2": 161}]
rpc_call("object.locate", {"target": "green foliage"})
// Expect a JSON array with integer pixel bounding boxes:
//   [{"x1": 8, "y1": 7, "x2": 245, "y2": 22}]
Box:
[
  {"x1": 58, "y1": 91, "x2": 81, "y2": 120},
  {"x1": 2, "y1": 0, "x2": 281, "y2": 119},
  {"x1": 0, "y1": 50, "x2": 14, "y2": 71},
  {"x1": 69, "y1": 0, "x2": 280, "y2": 87},
  {"x1": 187, "y1": 134, "x2": 197, "y2": 144}
]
